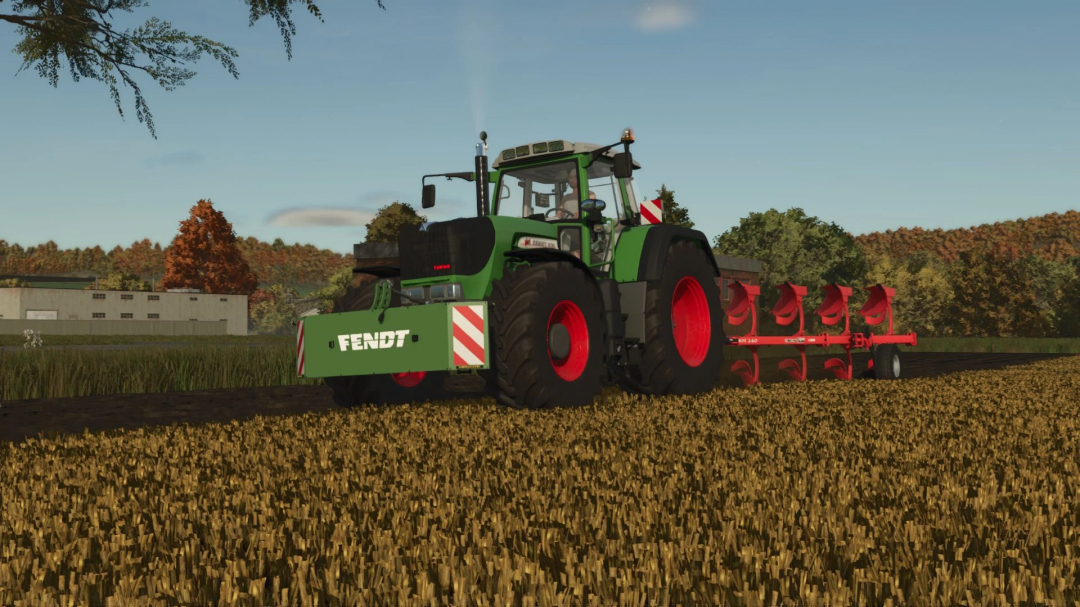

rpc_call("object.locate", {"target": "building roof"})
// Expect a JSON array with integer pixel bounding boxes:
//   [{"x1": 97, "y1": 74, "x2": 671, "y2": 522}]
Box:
[
  {"x1": 0, "y1": 286, "x2": 246, "y2": 297},
  {"x1": 713, "y1": 254, "x2": 763, "y2": 274}
]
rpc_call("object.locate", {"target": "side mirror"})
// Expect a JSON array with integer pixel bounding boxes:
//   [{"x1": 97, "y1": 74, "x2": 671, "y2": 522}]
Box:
[
  {"x1": 582, "y1": 199, "x2": 606, "y2": 224},
  {"x1": 613, "y1": 152, "x2": 634, "y2": 179},
  {"x1": 422, "y1": 184, "x2": 436, "y2": 209},
  {"x1": 581, "y1": 199, "x2": 606, "y2": 212}
]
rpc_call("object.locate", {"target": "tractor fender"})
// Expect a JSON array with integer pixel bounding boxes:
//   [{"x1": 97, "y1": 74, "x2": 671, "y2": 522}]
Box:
[
  {"x1": 503, "y1": 248, "x2": 596, "y2": 277},
  {"x1": 636, "y1": 225, "x2": 720, "y2": 281}
]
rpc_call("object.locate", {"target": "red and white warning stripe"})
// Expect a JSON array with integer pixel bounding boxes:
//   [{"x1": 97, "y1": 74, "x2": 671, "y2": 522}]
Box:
[
  {"x1": 296, "y1": 320, "x2": 306, "y2": 376},
  {"x1": 452, "y1": 304, "x2": 486, "y2": 367},
  {"x1": 640, "y1": 197, "x2": 663, "y2": 225}
]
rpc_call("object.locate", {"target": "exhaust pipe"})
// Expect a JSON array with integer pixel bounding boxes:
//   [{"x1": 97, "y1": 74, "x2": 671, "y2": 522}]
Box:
[{"x1": 474, "y1": 131, "x2": 490, "y2": 216}]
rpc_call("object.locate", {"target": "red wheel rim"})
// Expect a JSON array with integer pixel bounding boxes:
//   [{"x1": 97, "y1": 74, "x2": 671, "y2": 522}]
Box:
[
  {"x1": 547, "y1": 300, "x2": 589, "y2": 381},
  {"x1": 671, "y1": 276, "x2": 711, "y2": 367},
  {"x1": 390, "y1": 371, "x2": 426, "y2": 387}
]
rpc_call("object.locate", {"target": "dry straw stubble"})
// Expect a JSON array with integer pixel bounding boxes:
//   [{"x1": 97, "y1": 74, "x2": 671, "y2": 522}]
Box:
[{"x1": 2, "y1": 357, "x2": 1079, "y2": 605}]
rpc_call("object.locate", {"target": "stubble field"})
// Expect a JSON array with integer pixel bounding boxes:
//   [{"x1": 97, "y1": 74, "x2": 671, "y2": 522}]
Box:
[{"x1": 1, "y1": 355, "x2": 1077, "y2": 606}]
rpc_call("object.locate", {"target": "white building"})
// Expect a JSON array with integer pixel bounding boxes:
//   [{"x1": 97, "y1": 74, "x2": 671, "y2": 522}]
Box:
[{"x1": 0, "y1": 287, "x2": 249, "y2": 336}]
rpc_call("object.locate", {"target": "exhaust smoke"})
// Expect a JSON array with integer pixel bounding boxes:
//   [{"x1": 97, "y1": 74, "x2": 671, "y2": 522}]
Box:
[{"x1": 458, "y1": 0, "x2": 499, "y2": 134}]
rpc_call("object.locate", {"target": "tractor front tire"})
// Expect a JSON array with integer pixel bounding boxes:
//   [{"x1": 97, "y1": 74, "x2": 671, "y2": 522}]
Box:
[
  {"x1": 632, "y1": 241, "x2": 725, "y2": 395},
  {"x1": 323, "y1": 276, "x2": 451, "y2": 408},
  {"x1": 489, "y1": 261, "x2": 607, "y2": 409}
]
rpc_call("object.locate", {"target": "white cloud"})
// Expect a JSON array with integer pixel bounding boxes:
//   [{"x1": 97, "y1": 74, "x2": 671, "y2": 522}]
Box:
[
  {"x1": 635, "y1": 2, "x2": 696, "y2": 32},
  {"x1": 267, "y1": 208, "x2": 375, "y2": 227}
]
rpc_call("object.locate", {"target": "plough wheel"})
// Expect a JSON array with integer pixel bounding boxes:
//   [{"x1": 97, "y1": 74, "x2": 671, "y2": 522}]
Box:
[
  {"x1": 872, "y1": 344, "x2": 903, "y2": 380},
  {"x1": 488, "y1": 261, "x2": 607, "y2": 409},
  {"x1": 323, "y1": 277, "x2": 452, "y2": 407},
  {"x1": 631, "y1": 241, "x2": 725, "y2": 395}
]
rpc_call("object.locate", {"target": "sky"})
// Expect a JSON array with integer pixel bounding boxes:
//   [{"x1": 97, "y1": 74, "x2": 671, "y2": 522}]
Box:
[{"x1": 1, "y1": 0, "x2": 1078, "y2": 257}]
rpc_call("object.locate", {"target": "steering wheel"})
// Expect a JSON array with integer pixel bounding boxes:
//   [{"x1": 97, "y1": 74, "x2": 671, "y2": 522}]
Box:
[{"x1": 546, "y1": 207, "x2": 576, "y2": 220}]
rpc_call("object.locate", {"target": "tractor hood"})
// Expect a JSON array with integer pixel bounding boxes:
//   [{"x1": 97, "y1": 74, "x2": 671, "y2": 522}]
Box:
[{"x1": 397, "y1": 217, "x2": 496, "y2": 280}]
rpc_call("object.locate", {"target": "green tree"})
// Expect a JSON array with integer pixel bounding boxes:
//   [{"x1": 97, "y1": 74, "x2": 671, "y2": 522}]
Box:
[
  {"x1": 1010, "y1": 254, "x2": 1079, "y2": 336},
  {"x1": 249, "y1": 284, "x2": 301, "y2": 335},
  {"x1": 0, "y1": 277, "x2": 33, "y2": 288},
  {"x1": 947, "y1": 242, "x2": 1046, "y2": 337},
  {"x1": 3, "y1": 0, "x2": 387, "y2": 138},
  {"x1": 306, "y1": 266, "x2": 353, "y2": 313},
  {"x1": 1058, "y1": 256, "x2": 1080, "y2": 337},
  {"x1": 863, "y1": 251, "x2": 955, "y2": 336},
  {"x1": 654, "y1": 184, "x2": 694, "y2": 229},
  {"x1": 364, "y1": 202, "x2": 427, "y2": 243},
  {"x1": 83, "y1": 271, "x2": 152, "y2": 291},
  {"x1": 713, "y1": 208, "x2": 867, "y2": 321}
]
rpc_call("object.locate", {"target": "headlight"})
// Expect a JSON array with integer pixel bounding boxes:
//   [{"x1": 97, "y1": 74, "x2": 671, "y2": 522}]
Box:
[
  {"x1": 401, "y1": 287, "x2": 425, "y2": 305},
  {"x1": 429, "y1": 283, "x2": 463, "y2": 301},
  {"x1": 401, "y1": 283, "x2": 464, "y2": 305}
]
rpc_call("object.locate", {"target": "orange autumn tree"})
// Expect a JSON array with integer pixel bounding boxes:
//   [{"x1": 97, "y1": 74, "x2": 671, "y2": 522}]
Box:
[
  {"x1": 162, "y1": 199, "x2": 259, "y2": 295},
  {"x1": 112, "y1": 238, "x2": 168, "y2": 282}
]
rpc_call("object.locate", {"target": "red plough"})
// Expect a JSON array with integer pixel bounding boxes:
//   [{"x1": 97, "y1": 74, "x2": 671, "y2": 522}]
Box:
[{"x1": 724, "y1": 281, "x2": 918, "y2": 386}]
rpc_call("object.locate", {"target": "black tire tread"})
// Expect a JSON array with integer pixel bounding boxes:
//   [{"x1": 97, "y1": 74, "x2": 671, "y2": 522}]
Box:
[
  {"x1": 489, "y1": 262, "x2": 607, "y2": 409},
  {"x1": 873, "y1": 343, "x2": 902, "y2": 380},
  {"x1": 634, "y1": 240, "x2": 725, "y2": 395}
]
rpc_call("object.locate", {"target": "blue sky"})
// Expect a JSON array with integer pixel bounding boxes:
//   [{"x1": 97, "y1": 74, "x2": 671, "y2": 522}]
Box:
[{"x1": 1, "y1": 0, "x2": 1077, "y2": 257}]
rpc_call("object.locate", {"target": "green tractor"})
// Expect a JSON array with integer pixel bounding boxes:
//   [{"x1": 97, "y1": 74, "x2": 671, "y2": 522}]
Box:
[{"x1": 297, "y1": 130, "x2": 726, "y2": 409}]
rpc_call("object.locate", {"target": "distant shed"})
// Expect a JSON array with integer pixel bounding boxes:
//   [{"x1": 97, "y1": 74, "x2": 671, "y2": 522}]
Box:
[{"x1": 712, "y1": 254, "x2": 762, "y2": 305}]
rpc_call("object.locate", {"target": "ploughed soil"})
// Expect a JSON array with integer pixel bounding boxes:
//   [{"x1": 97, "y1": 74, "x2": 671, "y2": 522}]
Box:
[{"x1": 0, "y1": 353, "x2": 1068, "y2": 445}]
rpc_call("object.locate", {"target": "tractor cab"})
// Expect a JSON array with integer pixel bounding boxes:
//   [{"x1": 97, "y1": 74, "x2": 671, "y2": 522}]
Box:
[
  {"x1": 489, "y1": 138, "x2": 643, "y2": 223},
  {"x1": 488, "y1": 136, "x2": 644, "y2": 262},
  {"x1": 418, "y1": 130, "x2": 645, "y2": 272}
]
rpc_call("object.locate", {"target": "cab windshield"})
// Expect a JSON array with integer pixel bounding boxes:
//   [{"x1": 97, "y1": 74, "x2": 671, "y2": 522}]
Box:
[{"x1": 493, "y1": 161, "x2": 578, "y2": 221}]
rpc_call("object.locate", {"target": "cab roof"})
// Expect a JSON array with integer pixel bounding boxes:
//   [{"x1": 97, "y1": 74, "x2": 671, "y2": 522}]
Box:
[{"x1": 490, "y1": 140, "x2": 643, "y2": 170}]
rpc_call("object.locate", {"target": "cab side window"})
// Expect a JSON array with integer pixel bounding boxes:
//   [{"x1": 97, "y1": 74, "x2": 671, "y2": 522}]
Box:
[{"x1": 586, "y1": 171, "x2": 621, "y2": 220}]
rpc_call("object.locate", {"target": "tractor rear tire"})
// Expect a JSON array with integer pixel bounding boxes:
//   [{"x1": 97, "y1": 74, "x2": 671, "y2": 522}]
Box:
[
  {"x1": 323, "y1": 276, "x2": 452, "y2": 408},
  {"x1": 872, "y1": 344, "x2": 903, "y2": 380},
  {"x1": 489, "y1": 261, "x2": 607, "y2": 409},
  {"x1": 631, "y1": 241, "x2": 725, "y2": 395}
]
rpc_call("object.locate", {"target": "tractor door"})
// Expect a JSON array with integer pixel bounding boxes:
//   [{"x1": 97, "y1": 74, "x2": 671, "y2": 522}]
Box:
[{"x1": 585, "y1": 162, "x2": 629, "y2": 272}]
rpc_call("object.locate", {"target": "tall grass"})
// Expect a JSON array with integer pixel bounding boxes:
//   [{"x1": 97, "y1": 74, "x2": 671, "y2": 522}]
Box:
[
  {"x1": 0, "y1": 333, "x2": 292, "y2": 347},
  {"x1": 4, "y1": 336, "x2": 1079, "y2": 401},
  {"x1": 0, "y1": 344, "x2": 320, "y2": 401},
  {"x1": 6, "y1": 332, "x2": 1080, "y2": 353},
  {"x1": 905, "y1": 336, "x2": 1080, "y2": 353}
]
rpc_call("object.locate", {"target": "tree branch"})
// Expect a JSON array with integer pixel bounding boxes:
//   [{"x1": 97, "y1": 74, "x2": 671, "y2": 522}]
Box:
[{"x1": 4, "y1": 0, "x2": 388, "y2": 138}]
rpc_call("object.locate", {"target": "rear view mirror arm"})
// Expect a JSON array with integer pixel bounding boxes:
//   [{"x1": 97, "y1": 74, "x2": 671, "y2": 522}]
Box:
[{"x1": 421, "y1": 172, "x2": 475, "y2": 186}]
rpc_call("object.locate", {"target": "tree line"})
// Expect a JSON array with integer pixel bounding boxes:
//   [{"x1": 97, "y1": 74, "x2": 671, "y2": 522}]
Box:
[
  {"x1": 713, "y1": 208, "x2": 1080, "y2": 339},
  {"x1": 3, "y1": 194, "x2": 1079, "y2": 338}
]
